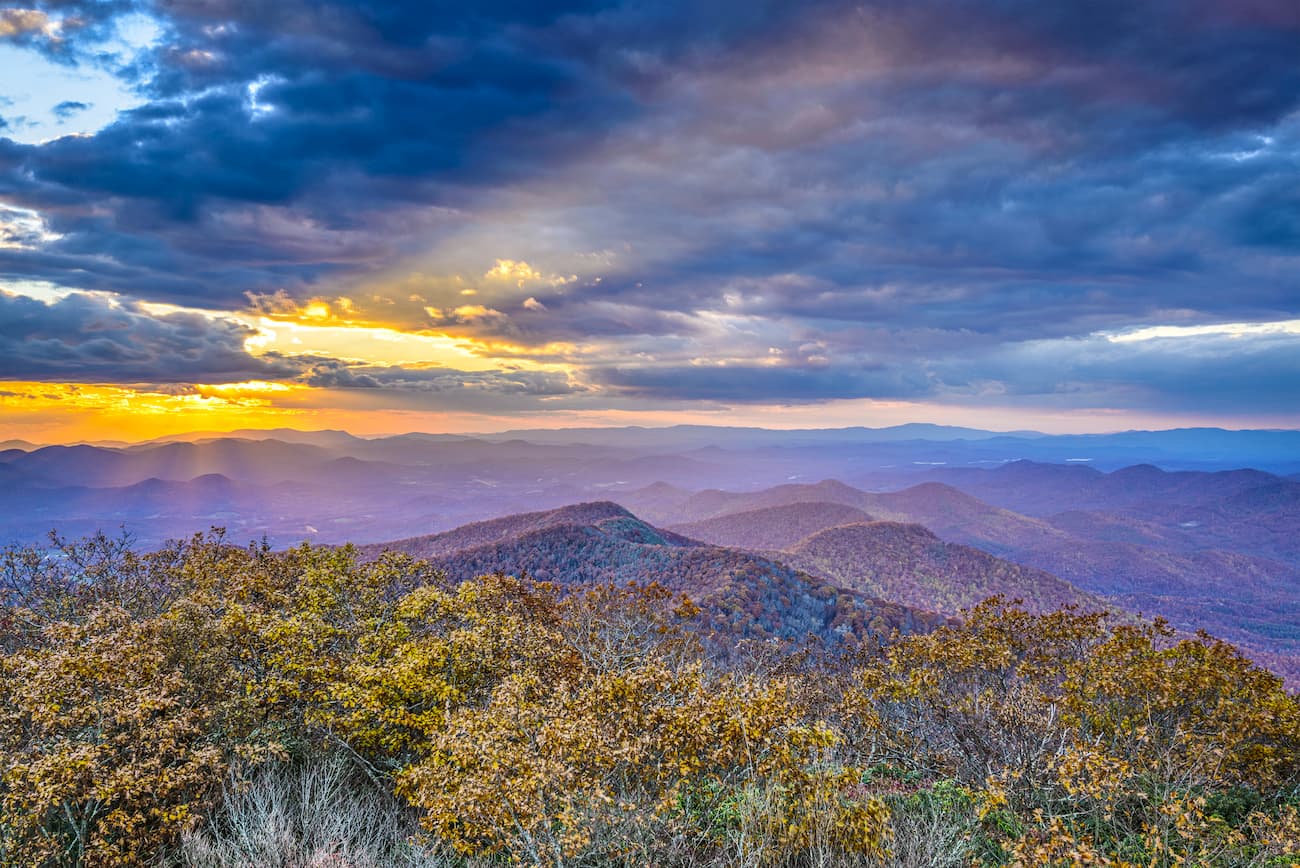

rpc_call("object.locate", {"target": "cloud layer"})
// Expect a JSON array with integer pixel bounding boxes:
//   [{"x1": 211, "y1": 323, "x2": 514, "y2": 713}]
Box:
[
  {"x1": 1, "y1": 0, "x2": 1298, "y2": 424},
  {"x1": 0, "y1": 290, "x2": 294, "y2": 383}
]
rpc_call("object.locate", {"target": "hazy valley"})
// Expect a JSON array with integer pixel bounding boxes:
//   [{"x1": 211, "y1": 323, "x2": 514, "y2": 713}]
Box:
[{"x1": 4, "y1": 424, "x2": 1299, "y2": 684}]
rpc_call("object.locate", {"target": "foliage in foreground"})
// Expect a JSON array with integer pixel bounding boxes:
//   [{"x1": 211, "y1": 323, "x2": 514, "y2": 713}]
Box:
[{"x1": 0, "y1": 532, "x2": 1298, "y2": 867}]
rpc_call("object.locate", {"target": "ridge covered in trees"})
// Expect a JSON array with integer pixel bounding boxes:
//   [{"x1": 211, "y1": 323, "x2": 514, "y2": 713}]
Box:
[
  {"x1": 769, "y1": 521, "x2": 1109, "y2": 618},
  {"x1": 363, "y1": 503, "x2": 948, "y2": 650},
  {"x1": 626, "y1": 477, "x2": 1300, "y2": 684}
]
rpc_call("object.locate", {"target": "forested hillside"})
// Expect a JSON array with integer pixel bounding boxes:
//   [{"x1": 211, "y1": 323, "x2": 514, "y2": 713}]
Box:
[
  {"x1": 670, "y1": 502, "x2": 876, "y2": 551},
  {"x1": 639, "y1": 477, "x2": 1300, "y2": 685},
  {"x1": 770, "y1": 521, "x2": 1108, "y2": 617},
  {"x1": 364, "y1": 503, "x2": 948, "y2": 649},
  {"x1": 1, "y1": 532, "x2": 1297, "y2": 867}
]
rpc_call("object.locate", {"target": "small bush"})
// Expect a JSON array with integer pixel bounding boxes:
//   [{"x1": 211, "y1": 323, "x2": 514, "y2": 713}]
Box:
[{"x1": 884, "y1": 781, "x2": 979, "y2": 868}]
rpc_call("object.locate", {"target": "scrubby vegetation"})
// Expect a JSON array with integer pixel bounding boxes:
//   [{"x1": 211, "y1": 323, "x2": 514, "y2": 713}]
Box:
[{"x1": 1, "y1": 532, "x2": 1298, "y2": 867}]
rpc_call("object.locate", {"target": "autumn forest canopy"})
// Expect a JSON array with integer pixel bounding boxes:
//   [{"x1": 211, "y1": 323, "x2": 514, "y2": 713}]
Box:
[{"x1": 1, "y1": 530, "x2": 1299, "y2": 867}]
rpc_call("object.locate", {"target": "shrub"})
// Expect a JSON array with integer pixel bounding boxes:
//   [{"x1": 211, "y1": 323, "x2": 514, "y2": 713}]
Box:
[{"x1": 3, "y1": 537, "x2": 1298, "y2": 867}]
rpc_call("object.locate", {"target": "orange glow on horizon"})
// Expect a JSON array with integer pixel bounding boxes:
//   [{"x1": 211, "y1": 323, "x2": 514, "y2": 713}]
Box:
[
  {"x1": 3, "y1": 379, "x2": 1296, "y2": 446},
  {"x1": 0, "y1": 381, "x2": 311, "y2": 443}
]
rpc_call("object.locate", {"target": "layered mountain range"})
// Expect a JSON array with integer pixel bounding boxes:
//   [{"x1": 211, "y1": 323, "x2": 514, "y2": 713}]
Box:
[{"x1": 2, "y1": 425, "x2": 1297, "y2": 682}]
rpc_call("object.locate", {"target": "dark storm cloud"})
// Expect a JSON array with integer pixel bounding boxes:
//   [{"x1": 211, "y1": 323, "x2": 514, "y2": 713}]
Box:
[
  {"x1": 297, "y1": 358, "x2": 593, "y2": 414},
  {"x1": 587, "y1": 326, "x2": 1300, "y2": 413},
  {"x1": 0, "y1": 290, "x2": 300, "y2": 382},
  {"x1": 0, "y1": 0, "x2": 647, "y2": 302},
  {"x1": 595, "y1": 362, "x2": 933, "y2": 403},
  {"x1": 1, "y1": 0, "x2": 1299, "y2": 413},
  {"x1": 4, "y1": 0, "x2": 830, "y2": 301},
  {"x1": 4, "y1": 0, "x2": 1297, "y2": 305},
  {"x1": 303, "y1": 359, "x2": 583, "y2": 397},
  {"x1": 929, "y1": 327, "x2": 1300, "y2": 413}
]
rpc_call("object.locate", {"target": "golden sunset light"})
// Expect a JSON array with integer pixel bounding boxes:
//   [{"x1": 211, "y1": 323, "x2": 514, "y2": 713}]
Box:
[{"x1": 3, "y1": 3, "x2": 1300, "y2": 863}]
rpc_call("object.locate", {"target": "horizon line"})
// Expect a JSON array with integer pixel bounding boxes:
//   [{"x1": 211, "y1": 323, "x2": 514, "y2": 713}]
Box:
[{"x1": 7, "y1": 420, "x2": 1300, "y2": 449}]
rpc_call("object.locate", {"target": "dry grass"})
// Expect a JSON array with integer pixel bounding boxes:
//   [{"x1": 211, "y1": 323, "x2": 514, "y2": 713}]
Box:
[
  {"x1": 180, "y1": 755, "x2": 451, "y2": 868},
  {"x1": 884, "y1": 796, "x2": 976, "y2": 868}
]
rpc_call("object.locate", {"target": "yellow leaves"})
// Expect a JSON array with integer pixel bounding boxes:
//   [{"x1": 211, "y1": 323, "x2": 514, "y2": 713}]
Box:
[
  {"x1": 1061, "y1": 625, "x2": 1300, "y2": 797},
  {"x1": 977, "y1": 779, "x2": 1010, "y2": 822},
  {"x1": 0, "y1": 605, "x2": 253, "y2": 864},
  {"x1": 3, "y1": 535, "x2": 1298, "y2": 867},
  {"x1": 0, "y1": 535, "x2": 444, "y2": 866},
  {"x1": 1244, "y1": 804, "x2": 1300, "y2": 863},
  {"x1": 323, "y1": 573, "x2": 578, "y2": 760},
  {"x1": 1006, "y1": 815, "x2": 1112, "y2": 867},
  {"x1": 1053, "y1": 745, "x2": 1132, "y2": 802},
  {"x1": 866, "y1": 601, "x2": 1300, "y2": 867},
  {"x1": 391, "y1": 637, "x2": 889, "y2": 865}
]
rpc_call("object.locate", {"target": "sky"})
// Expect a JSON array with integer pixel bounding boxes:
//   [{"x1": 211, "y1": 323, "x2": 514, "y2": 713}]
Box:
[{"x1": 0, "y1": 0, "x2": 1298, "y2": 442}]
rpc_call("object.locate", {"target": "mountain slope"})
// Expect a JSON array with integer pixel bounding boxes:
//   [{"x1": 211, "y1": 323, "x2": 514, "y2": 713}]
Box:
[
  {"x1": 633, "y1": 478, "x2": 1071, "y2": 559},
  {"x1": 670, "y1": 502, "x2": 875, "y2": 551},
  {"x1": 3, "y1": 439, "x2": 342, "y2": 487},
  {"x1": 865, "y1": 483, "x2": 1070, "y2": 557},
  {"x1": 362, "y1": 503, "x2": 949, "y2": 648},
  {"x1": 765, "y1": 520, "x2": 1108, "y2": 617},
  {"x1": 637, "y1": 478, "x2": 1300, "y2": 683},
  {"x1": 362, "y1": 502, "x2": 687, "y2": 560},
  {"x1": 618, "y1": 479, "x2": 870, "y2": 526}
]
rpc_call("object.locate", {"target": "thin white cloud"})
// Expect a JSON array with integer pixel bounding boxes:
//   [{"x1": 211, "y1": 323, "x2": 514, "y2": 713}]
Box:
[{"x1": 1106, "y1": 319, "x2": 1300, "y2": 343}]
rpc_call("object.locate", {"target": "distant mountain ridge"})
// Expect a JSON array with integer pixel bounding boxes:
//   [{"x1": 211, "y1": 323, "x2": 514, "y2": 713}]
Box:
[
  {"x1": 3, "y1": 425, "x2": 1298, "y2": 684},
  {"x1": 911, "y1": 461, "x2": 1300, "y2": 578},
  {"x1": 629, "y1": 478, "x2": 1071, "y2": 557},
  {"x1": 459, "y1": 425, "x2": 1300, "y2": 473},
  {"x1": 364, "y1": 498, "x2": 1112, "y2": 632},
  {"x1": 4, "y1": 423, "x2": 1299, "y2": 549},
  {"x1": 0, "y1": 439, "x2": 341, "y2": 487},
  {"x1": 470, "y1": 423, "x2": 1047, "y2": 447},
  {"x1": 670, "y1": 502, "x2": 876, "y2": 551},
  {"x1": 141, "y1": 428, "x2": 371, "y2": 448},
  {"x1": 924, "y1": 460, "x2": 1289, "y2": 516},
  {"x1": 0, "y1": 440, "x2": 38, "y2": 452}
]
